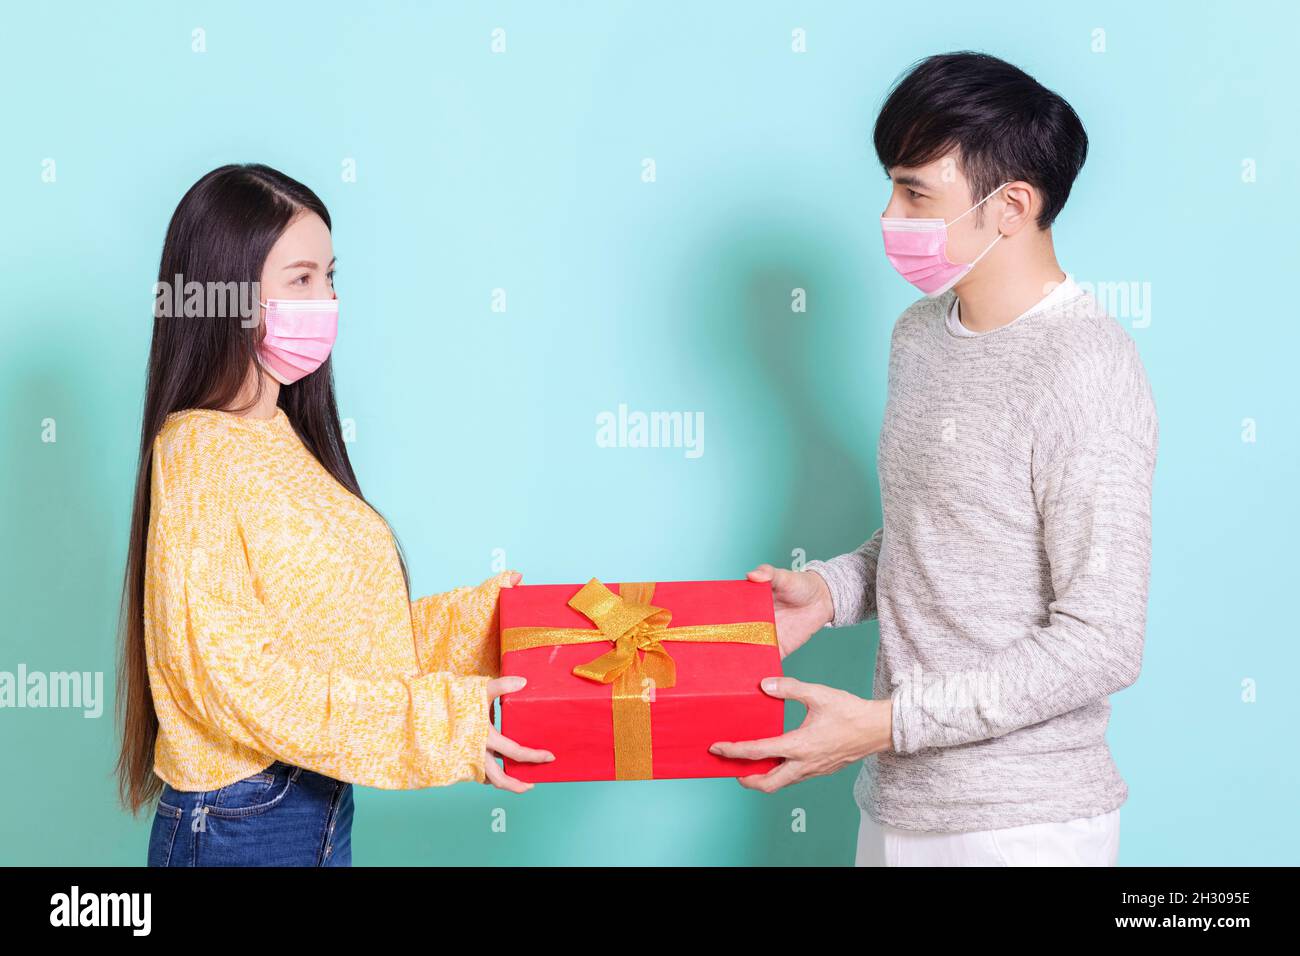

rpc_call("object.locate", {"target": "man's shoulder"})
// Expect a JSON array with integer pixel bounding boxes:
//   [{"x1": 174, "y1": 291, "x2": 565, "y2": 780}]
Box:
[
  {"x1": 1035, "y1": 292, "x2": 1152, "y2": 399},
  {"x1": 890, "y1": 293, "x2": 950, "y2": 343},
  {"x1": 1044, "y1": 290, "x2": 1143, "y2": 358},
  {"x1": 1030, "y1": 292, "x2": 1158, "y2": 453}
]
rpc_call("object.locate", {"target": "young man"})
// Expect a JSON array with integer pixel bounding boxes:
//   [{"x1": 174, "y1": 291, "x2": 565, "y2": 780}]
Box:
[{"x1": 710, "y1": 52, "x2": 1158, "y2": 866}]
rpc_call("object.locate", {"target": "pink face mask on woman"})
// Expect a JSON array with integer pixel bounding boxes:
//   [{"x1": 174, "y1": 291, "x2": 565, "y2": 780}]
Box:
[
  {"x1": 880, "y1": 182, "x2": 1011, "y2": 297},
  {"x1": 257, "y1": 296, "x2": 339, "y2": 385}
]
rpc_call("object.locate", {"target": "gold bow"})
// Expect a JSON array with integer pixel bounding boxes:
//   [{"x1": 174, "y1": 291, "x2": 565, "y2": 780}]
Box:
[
  {"x1": 568, "y1": 580, "x2": 676, "y2": 692},
  {"x1": 501, "y1": 578, "x2": 777, "y2": 780}
]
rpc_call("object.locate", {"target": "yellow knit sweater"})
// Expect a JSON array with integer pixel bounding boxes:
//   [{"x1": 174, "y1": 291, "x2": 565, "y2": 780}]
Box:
[{"x1": 143, "y1": 405, "x2": 509, "y2": 792}]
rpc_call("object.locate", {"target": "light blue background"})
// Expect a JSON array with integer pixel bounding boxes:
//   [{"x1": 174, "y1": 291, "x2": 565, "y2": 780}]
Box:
[{"x1": 1, "y1": 1, "x2": 1296, "y2": 865}]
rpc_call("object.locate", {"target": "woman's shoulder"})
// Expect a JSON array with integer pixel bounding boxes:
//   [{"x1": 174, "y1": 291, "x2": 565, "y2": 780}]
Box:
[
  {"x1": 157, "y1": 408, "x2": 242, "y2": 462},
  {"x1": 152, "y1": 408, "x2": 260, "y2": 508},
  {"x1": 157, "y1": 405, "x2": 288, "y2": 449}
]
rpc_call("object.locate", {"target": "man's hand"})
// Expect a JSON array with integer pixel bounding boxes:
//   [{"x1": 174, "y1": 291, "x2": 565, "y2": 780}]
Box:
[
  {"x1": 709, "y1": 677, "x2": 892, "y2": 792},
  {"x1": 746, "y1": 564, "x2": 835, "y2": 659}
]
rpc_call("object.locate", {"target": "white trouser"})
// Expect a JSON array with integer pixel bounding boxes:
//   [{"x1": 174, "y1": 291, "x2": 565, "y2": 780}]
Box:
[{"x1": 855, "y1": 806, "x2": 1121, "y2": 866}]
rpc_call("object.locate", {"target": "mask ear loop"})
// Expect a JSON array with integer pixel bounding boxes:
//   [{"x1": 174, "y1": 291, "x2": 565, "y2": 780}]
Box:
[
  {"x1": 941, "y1": 181, "x2": 1012, "y2": 274},
  {"x1": 966, "y1": 230, "x2": 1004, "y2": 268},
  {"x1": 944, "y1": 181, "x2": 1014, "y2": 227}
]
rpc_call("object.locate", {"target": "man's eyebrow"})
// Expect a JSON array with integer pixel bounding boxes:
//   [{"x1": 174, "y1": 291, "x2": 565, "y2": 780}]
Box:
[
  {"x1": 891, "y1": 173, "x2": 936, "y2": 191},
  {"x1": 281, "y1": 256, "x2": 337, "y2": 270}
]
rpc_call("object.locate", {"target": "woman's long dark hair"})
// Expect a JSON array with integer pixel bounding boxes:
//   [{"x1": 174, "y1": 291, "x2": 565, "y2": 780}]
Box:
[{"x1": 115, "y1": 163, "x2": 410, "y2": 815}]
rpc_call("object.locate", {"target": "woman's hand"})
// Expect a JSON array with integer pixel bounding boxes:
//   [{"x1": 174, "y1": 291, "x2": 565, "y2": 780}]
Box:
[
  {"x1": 482, "y1": 675, "x2": 553, "y2": 793},
  {"x1": 746, "y1": 564, "x2": 835, "y2": 659},
  {"x1": 485, "y1": 570, "x2": 524, "y2": 726},
  {"x1": 482, "y1": 572, "x2": 552, "y2": 792}
]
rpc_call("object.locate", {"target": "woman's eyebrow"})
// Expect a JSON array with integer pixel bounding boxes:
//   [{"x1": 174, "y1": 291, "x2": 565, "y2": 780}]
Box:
[{"x1": 281, "y1": 257, "x2": 337, "y2": 270}]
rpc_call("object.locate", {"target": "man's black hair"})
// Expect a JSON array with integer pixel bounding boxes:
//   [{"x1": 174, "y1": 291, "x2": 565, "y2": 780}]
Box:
[{"x1": 874, "y1": 51, "x2": 1088, "y2": 229}]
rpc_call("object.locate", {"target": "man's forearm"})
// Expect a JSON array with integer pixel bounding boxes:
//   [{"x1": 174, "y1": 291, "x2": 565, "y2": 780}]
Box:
[
  {"x1": 891, "y1": 425, "x2": 1155, "y2": 754},
  {"x1": 888, "y1": 611, "x2": 1144, "y2": 753}
]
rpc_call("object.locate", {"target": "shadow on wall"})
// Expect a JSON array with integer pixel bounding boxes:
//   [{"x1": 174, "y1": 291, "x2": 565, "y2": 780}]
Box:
[
  {"x1": 0, "y1": 335, "x2": 136, "y2": 861},
  {"x1": 685, "y1": 208, "x2": 890, "y2": 864}
]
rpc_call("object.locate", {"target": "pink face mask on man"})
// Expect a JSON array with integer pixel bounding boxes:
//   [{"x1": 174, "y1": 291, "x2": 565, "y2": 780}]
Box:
[
  {"x1": 257, "y1": 296, "x2": 339, "y2": 385},
  {"x1": 880, "y1": 182, "x2": 1011, "y2": 297}
]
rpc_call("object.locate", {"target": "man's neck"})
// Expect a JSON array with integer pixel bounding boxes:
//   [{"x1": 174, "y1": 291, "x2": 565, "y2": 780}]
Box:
[{"x1": 953, "y1": 234, "x2": 1067, "y2": 333}]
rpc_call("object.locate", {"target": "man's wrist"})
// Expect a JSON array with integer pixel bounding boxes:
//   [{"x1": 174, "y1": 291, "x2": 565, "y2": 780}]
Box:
[
  {"x1": 852, "y1": 696, "x2": 895, "y2": 760},
  {"x1": 806, "y1": 566, "x2": 836, "y2": 628},
  {"x1": 877, "y1": 697, "x2": 895, "y2": 754}
]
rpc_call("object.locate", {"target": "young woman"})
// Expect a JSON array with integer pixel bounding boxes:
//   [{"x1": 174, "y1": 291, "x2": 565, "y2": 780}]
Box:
[{"x1": 115, "y1": 163, "x2": 552, "y2": 866}]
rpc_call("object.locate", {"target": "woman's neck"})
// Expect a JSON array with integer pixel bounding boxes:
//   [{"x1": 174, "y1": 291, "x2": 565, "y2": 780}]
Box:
[{"x1": 222, "y1": 367, "x2": 281, "y2": 419}]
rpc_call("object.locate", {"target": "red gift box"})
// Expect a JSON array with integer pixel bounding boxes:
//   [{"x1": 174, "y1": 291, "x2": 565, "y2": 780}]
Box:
[{"x1": 498, "y1": 578, "x2": 785, "y2": 782}]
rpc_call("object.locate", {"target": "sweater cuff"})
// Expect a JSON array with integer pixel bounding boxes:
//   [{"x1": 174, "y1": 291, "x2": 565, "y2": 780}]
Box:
[
  {"x1": 890, "y1": 681, "x2": 929, "y2": 755},
  {"x1": 803, "y1": 560, "x2": 857, "y2": 629},
  {"x1": 425, "y1": 672, "x2": 492, "y2": 785}
]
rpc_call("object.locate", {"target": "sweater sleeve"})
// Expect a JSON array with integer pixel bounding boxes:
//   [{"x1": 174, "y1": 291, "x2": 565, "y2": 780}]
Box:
[
  {"x1": 889, "y1": 421, "x2": 1158, "y2": 754},
  {"x1": 409, "y1": 572, "x2": 514, "y2": 679},
  {"x1": 150, "y1": 498, "x2": 493, "y2": 790},
  {"x1": 803, "y1": 527, "x2": 884, "y2": 628}
]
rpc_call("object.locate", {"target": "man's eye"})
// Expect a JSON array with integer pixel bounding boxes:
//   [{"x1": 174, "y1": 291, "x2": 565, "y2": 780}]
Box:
[
  {"x1": 907, "y1": 188, "x2": 923, "y2": 199},
  {"x1": 327, "y1": 270, "x2": 336, "y2": 284}
]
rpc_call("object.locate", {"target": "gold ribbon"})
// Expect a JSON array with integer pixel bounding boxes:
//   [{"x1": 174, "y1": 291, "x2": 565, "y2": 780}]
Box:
[{"x1": 501, "y1": 578, "x2": 777, "y2": 780}]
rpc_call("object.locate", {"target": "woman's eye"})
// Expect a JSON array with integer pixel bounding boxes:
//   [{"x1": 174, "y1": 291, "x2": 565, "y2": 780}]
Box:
[{"x1": 294, "y1": 274, "x2": 310, "y2": 285}]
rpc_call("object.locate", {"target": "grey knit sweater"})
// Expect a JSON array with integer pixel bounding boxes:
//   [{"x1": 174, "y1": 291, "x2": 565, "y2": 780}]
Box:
[{"x1": 805, "y1": 287, "x2": 1158, "y2": 833}]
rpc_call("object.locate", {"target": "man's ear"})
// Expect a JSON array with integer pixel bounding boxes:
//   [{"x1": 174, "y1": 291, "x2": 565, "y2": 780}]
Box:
[{"x1": 998, "y1": 182, "x2": 1039, "y2": 236}]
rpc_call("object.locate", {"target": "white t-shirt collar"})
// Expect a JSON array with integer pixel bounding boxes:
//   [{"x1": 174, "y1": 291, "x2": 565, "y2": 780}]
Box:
[{"x1": 947, "y1": 272, "x2": 1081, "y2": 337}]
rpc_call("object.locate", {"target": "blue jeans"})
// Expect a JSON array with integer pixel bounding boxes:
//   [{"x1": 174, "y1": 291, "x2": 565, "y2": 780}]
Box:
[{"x1": 147, "y1": 760, "x2": 354, "y2": 866}]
